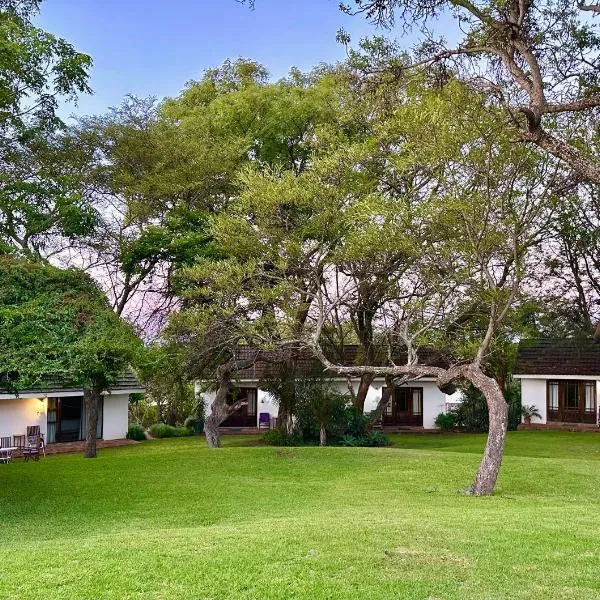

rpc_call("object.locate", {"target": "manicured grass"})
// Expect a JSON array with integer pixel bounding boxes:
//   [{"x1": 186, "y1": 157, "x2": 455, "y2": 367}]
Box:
[{"x1": 2, "y1": 431, "x2": 600, "y2": 599}]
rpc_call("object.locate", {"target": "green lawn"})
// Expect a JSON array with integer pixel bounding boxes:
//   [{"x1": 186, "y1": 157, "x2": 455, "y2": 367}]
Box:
[{"x1": 2, "y1": 431, "x2": 600, "y2": 599}]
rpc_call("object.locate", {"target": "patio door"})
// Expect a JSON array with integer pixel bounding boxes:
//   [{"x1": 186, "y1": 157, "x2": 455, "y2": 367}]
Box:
[
  {"x1": 221, "y1": 388, "x2": 258, "y2": 427},
  {"x1": 383, "y1": 387, "x2": 423, "y2": 426},
  {"x1": 56, "y1": 397, "x2": 83, "y2": 442}
]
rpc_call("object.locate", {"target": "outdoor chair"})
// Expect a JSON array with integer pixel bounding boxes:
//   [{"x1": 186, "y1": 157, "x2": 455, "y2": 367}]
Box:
[
  {"x1": 26, "y1": 426, "x2": 45, "y2": 456},
  {"x1": 258, "y1": 412, "x2": 271, "y2": 431},
  {"x1": 0, "y1": 437, "x2": 14, "y2": 464},
  {"x1": 22, "y1": 435, "x2": 41, "y2": 462}
]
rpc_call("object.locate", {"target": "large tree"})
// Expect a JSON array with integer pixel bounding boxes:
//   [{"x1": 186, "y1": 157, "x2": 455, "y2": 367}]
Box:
[
  {"x1": 0, "y1": 257, "x2": 141, "y2": 458},
  {"x1": 0, "y1": 0, "x2": 95, "y2": 260}
]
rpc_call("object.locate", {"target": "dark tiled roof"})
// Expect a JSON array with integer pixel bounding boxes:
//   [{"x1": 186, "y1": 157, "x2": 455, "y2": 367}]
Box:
[
  {"x1": 0, "y1": 368, "x2": 144, "y2": 395},
  {"x1": 515, "y1": 339, "x2": 600, "y2": 376},
  {"x1": 233, "y1": 345, "x2": 450, "y2": 380}
]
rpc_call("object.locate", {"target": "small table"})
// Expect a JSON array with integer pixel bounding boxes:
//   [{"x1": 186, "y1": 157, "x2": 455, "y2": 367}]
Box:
[{"x1": 0, "y1": 447, "x2": 16, "y2": 464}]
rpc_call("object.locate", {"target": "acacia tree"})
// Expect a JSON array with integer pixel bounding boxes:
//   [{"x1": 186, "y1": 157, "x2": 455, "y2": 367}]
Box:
[
  {"x1": 341, "y1": 1, "x2": 600, "y2": 185},
  {"x1": 0, "y1": 257, "x2": 141, "y2": 458},
  {"x1": 244, "y1": 1, "x2": 600, "y2": 185},
  {"x1": 239, "y1": 74, "x2": 556, "y2": 495}
]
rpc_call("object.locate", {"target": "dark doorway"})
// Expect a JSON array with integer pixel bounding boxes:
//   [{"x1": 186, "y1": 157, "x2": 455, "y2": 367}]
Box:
[
  {"x1": 383, "y1": 387, "x2": 424, "y2": 426},
  {"x1": 56, "y1": 397, "x2": 83, "y2": 442},
  {"x1": 221, "y1": 388, "x2": 258, "y2": 427}
]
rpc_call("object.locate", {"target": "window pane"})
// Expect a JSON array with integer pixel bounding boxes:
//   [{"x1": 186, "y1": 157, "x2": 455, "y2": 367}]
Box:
[
  {"x1": 585, "y1": 383, "x2": 596, "y2": 413},
  {"x1": 396, "y1": 390, "x2": 409, "y2": 412},
  {"x1": 548, "y1": 383, "x2": 559, "y2": 410},
  {"x1": 247, "y1": 389, "x2": 257, "y2": 416},
  {"x1": 566, "y1": 382, "x2": 579, "y2": 409},
  {"x1": 412, "y1": 389, "x2": 422, "y2": 416}
]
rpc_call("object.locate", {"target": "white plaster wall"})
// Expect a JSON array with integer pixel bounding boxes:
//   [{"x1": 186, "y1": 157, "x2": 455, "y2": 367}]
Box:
[
  {"x1": 518, "y1": 378, "x2": 547, "y2": 424},
  {"x1": 103, "y1": 393, "x2": 129, "y2": 440},
  {"x1": 201, "y1": 378, "x2": 449, "y2": 429},
  {"x1": 0, "y1": 397, "x2": 47, "y2": 441}
]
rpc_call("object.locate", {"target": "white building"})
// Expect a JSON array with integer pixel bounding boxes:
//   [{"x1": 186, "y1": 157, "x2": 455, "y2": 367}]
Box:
[
  {"x1": 515, "y1": 339, "x2": 600, "y2": 426},
  {"x1": 0, "y1": 371, "x2": 144, "y2": 444},
  {"x1": 202, "y1": 346, "x2": 451, "y2": 429}
]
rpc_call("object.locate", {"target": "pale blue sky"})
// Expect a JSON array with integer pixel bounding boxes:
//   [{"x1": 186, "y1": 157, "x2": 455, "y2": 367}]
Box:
[
  {"x1": 35, "y1": 1, "x2": 373, "y2": 119},
  {"x1": 35, "y1": 1, "x2": 456, "y2": 120}
]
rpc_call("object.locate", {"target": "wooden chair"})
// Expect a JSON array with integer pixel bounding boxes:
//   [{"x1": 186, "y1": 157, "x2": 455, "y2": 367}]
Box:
[
  {"x1": 26, "y1": 426, "x2": 45, "y2": 456},
  {"x1": 22, "y1": 435, "x2": 40, "y2": 462},
  {"x1": 0, "y1": 437, "x2": 14, "y2": 464}
]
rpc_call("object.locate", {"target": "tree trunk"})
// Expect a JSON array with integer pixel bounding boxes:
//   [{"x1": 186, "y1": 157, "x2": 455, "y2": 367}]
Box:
[
  {"x1": 319, "y1": 423, "x2": 327, "y2": 446},
  {"x1": 437, "y1": 364, "x2": 508, "y2": 496},
  {"x1": 83, "y1": 386, "x2": 101, "y2": 459},
  {"x1": 353, "y1": 373, "x2": 374, "y2": 413},
  {"x1": 366, "y1": 377, "x2": 394, "y2": 431},
  {"x1": 465, "y1": 366, "x2": 508, "y2": 496},
  {"x1": 204, "y1": 363, "x2": 248, "y2": 448},
  {"x1": 204, "y1": 413, "x2": 222, "y2": 448}
]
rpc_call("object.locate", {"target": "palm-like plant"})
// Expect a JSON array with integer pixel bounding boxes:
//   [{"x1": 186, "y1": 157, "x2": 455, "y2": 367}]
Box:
[{"x1": 521, "y1": 405, "x2": 542, "y2": 424}]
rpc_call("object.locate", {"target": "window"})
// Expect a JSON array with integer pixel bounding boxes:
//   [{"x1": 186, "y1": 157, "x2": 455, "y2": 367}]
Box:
[
  {"x1": 412, "y1": 389, "x2": 423, "y2": 416},
  {"x1": 585, "y1": 383, "x2": 596, "y2": 413},
  {"x1": 548, "y1": 382, "x2": 559, "y2": 411},
  {"x1": 565, "y1": 382, "x2": 580, "y2": 410}
]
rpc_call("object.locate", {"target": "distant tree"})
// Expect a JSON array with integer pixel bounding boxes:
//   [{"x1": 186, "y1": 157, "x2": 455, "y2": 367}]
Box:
[
  {"x1": 0, "y1": 0, "x2": 95, "y2": 260},
  {"x1": 0, "y1": 257, "x2": 141, "y2": 458}
]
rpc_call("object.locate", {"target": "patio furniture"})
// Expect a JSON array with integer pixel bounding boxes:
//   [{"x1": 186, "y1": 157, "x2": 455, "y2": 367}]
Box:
[
  {"x1": 26, "y1": 426, "x2": 45, "y2": 456},
  {"x1": 22, "y1": 435, "x2": 41, "y2": 462},
  {"x1": 258, "y1": 412, "x2": 271, "y2": 431},
  {"x1": 12, "y1": 434, "x2": 25, "y2": 449},
  {"x1": 0, "y1": 437, "x2": 16, "y2": 464}
]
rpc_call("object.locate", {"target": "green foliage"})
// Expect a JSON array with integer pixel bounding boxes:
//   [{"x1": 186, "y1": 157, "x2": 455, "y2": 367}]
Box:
[
  {"x1": 149, "y1": 423, "x2": 194, "y2": 439},
  {"x1": 137, "y1": 344, "x2": 196, "y2": 426},
  {"x1": 453, "y1": 382, "x2": 522, "y2": 432},
  {"x1": 434, "y1": 412, "x2": 457, "y2": 431},
  {"x1": 521, "y1": 404, "x2": 542, "y2": 420},
  {"x1": 262, "y1": 427, "x2": 302, "y2": 446},
  {"x1": 128, "y1": 396, "x2": 158, "y2": 430},
  {"x1": 126, "y1": 425, "x2": 146, "y2": 441},
  {"x1": 0, "y1": 256, "x2": 142, "y2": 392},
  {"x1": 340, "y1": 431, "x2": 390, "y2": 447},
  {"x1": 184, "y1": 396, "x2": 206, "y2": 433}
]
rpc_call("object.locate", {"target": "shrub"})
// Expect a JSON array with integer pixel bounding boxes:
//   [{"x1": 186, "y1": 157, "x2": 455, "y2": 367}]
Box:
[
  {"x1": 454, "y1": 381, "x2": 522, "y2": 432},
  {"x1": 126, "y1": 424, "x2": 146, "y2": 441},
  {"x1": 340, "y1": 431, "x2": 390, "y2": 447},
  {"x1": 149, "y1": 423, "x2": 194, "y2": 439},
  {"x1": 262, "y1": 428, "x2": 301, "y2": 446},
  {"x1": 434, "y1": 412, "x2": 457, "y2": 431}
]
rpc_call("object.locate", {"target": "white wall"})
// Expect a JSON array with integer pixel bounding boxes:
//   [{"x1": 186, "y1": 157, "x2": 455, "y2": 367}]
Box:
[
  {"x1": 0, "y1": 397, "x2": 47, "y2": 441},
  {"x1": 519, "y1": 378, "x2": 547, "y2": 423},
  {"x1": 102, "y1": 393, "x2": 129, "y2": 440},
  {"x1": 202, "y1": 378, "x2": 448, "y2": 428}
]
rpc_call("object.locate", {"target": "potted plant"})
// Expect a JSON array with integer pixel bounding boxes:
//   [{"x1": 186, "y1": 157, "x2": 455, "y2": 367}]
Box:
[{"x1": 521, "y1": 404, "x2": 542, "y2": 425}]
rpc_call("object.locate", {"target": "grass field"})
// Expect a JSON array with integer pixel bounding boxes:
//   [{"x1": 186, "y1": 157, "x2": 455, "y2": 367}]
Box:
[{"x1": 2, "y1": 431, "x2": 600, "y2": 599}]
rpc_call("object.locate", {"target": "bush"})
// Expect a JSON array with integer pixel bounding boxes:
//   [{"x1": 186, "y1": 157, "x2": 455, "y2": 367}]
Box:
[
  {"x1": 126, "y1": 424, "x2": 146, "y2": 441},
  {"x1": 434, "y1": 412, "x2": 457, "y2": 431},
  {"x1": 128, "y1": 396, "x2": 158, "y2": 430},
  {"x1": 262, "y1": 428, "x2": 301, "y2": 446},
  {"x1": 184, "y1": 394, "x2": 206, "y2": 433},
  {"x1": 149, "y1": 423, "x2": 194, "y2": 439},
  {"x1": 340, "y1": 430, "x2": 390, "y2": 447},
  {"x1": 454, "y1": 381, "x2": 522, "y2": 432}
]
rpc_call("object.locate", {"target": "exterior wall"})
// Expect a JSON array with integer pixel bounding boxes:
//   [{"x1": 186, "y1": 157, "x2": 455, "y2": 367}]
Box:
[
  {"x1": 0, "y1": 389, "x2": 136, "y2": 443},
  {"x1": 102, "y1": 393, "x2": 130, "y2": 440},
  {"x1": 518, "y1": 378, "x2": 547, "y2": 424},
  {"x1": 0, "y1": 396, "x2": 47, "y2": 441},
  {"x1": 202, "y1": 378, "x2": 448, "y2": 429}
]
